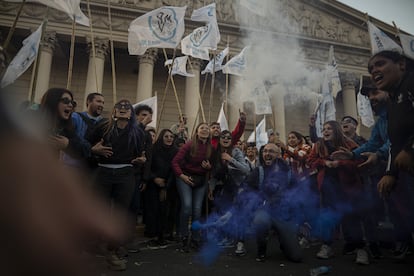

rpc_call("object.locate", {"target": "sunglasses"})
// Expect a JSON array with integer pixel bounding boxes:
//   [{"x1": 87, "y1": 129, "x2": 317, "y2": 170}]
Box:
[
  {"x1": 114, "y1": 103, "x2": 131, "y2": 110},
  {"x1": 220, "y1": 135, "x2": 232, "y2": 140},
  {"x1": 59, "y1": 98, "x2": 77, "y2": 107}
]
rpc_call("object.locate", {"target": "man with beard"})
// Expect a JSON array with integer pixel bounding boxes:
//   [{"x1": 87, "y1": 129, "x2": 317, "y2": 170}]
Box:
[{"x1": 63, "y1": 92, "x2": 111, "y2": 170}]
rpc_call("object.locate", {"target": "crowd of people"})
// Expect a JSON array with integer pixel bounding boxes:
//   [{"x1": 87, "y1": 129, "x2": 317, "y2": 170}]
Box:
[{"x1": 1, "y1": 49, "x2": 413, "y2": 274}]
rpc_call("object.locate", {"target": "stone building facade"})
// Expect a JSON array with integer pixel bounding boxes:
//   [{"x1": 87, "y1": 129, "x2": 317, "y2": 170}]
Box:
[{"x1": 0, "y1": 0, "x2": 404, "y2": 139}]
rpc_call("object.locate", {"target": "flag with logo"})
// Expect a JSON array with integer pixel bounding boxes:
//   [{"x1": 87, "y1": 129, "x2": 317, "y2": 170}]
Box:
[
  {"x1": 315, "y1": 73, "x2": 336, "y2": 137},
  {"x1": 128, "y1": 6, "x2": 187, "y2": 55},
  {"x1": 217, "y1": 103, "x2": 229, "y2": 131},
  {"x1": 164, "y1": 56, "x2": 194, "y2": 77},
  {"x1": 189, "y1": 3, "x2": 220, "y2": 49},
  {"x1": 367, "y1": 21, "x2": 402, "y2": 55},
  {"x1": 201, "y1": 47, "x2": 229, "y2": 75},
  {"x1": 180, "y1": 27, "x2": 210, "y2": 60},
  {"x1": 252, "y1": 84, "x2": 272, "y2": 115},
  {"x1": 357, "y1": 76, "x2": 375, "y2": 128},
  {"x1": 399, "y1": 33, "x2": 414, "y2": 60},
  {"x1": 247, "y1": 117, "x2": 267, "y2": 150},
  {"x1": 239, "y1": 0, "x2": 266, "y2": 16},
  {"x1": 133, "y1": 95, "x2": 158, "y2": 128},
  {"x1": 1, "y1": 23, "x2": 43, "y2": 88},
  {"x1": 222, "y1": 46, "x2": 248, "y2": 76},
  {"x1": 6, "y1": 0, "x2": 89, "y2": 26}
]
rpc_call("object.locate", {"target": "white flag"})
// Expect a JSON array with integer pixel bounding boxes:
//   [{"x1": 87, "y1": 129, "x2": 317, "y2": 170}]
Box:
[
  {"x1": 367, "y1": 21, "x2": 402, "y2": 55},
  {"x1": 6, "y1": 0, "x2": 89, "y2": 26},
  {"x1": 315, "y1": 94, "x2": 336, "y2": 137},
  {"x1": 133, "y1": 95, "x2": 158, "y2": 128},
  {"x1": 164, "y1": 56, "x2": 194, "y2": 77},
  {"x1": 357, "y1": 76, "x2": 375, "y2": 128},
  {"x1": 1, "y1": 23, "x2": 43, "y2": 88},
  {"x1": 128, "y1": 6, "x2": 187, "y2": 55},
  {"x1": 327, "y1": 45, "x2": 342, "y2": 99},
  {"x1": 217, "y1": 103, "x2": 229, "y2": 131},
  {"x1": 252, "y1": 85, "x2": 272, "y2": 115},
  {"x1": 399, "y1": 33, "x2": 414, "y2": 60},
  {"x1": 222, "y1": 46, "x2": 248, "y2": 76},
  {"x1": 239, "y1": 0, "x2": 266, "y2": 16},
  {"x1": 190, "y1": 3, "x2": 220, "y2": 49},
  {"x1": 201, "y1": 47, "x2": 229, "y2": 75},
  {"x1": 180, "y1": 28, "x2": 210, "y2": 60},
  {"x1": 357, "y1": 91, "x2": 375, "y2": 128},
  {"x1": 247, "y1": 117, "x2": 268, "y2": 150}
]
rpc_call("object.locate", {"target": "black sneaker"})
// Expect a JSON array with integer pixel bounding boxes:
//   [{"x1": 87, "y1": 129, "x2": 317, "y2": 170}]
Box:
[
  {"x1": 255, "y1": 254, "x2": 266, "y2": 262},
  {"x1": 342, "y1": 243, "x2": 357, "y2": 255},
  {"x1": 147, "y1": 240, "x2": 160, "y2": 250},
  {"x1": 368, "y1": 243, "x2": 383, "y2": 259},
  {"x1": 392, "y1": 242, "x2": 409, "y2": 261},
  {"x1": 158, "y1": 240, "x2": 168, "y2": 249}
]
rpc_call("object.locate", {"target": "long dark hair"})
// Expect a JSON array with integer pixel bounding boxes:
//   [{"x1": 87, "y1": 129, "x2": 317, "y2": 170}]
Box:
[
  {"x1": 315, "y1": 120, "x2": 352, "y2": 157},
  {"x1": 40, "y1": 87, "x2": 75, "y2": 133},
  {"x1": 103, "y1": 99, "x2": 143, "y2": 151},
  {"x1": 154, "y1": 129, "x2": 175, "y2": 148}
]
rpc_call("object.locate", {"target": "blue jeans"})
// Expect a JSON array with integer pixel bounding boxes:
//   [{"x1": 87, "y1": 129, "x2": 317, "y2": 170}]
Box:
[
  {"x1": 253, "y1": 209, "x2": 303, "y2": 262},
  {"x1": 176, "y1": 177, "x2": 207, "y2": 239}
]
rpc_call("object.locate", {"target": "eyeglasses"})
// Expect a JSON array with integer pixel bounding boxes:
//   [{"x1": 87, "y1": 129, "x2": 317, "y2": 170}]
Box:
[
  {"x1": 220, "y1": 135, "x2": 232, "y2": 140},
  {"x1": 341, "y1": 118, "x2": 355, "y2": 125},
  {"x1": 114, "y1": 103, "x2": 131, "y2": 110},
  {"x1": 59, "y1": 98, "x2": 77, "y2": 107}
]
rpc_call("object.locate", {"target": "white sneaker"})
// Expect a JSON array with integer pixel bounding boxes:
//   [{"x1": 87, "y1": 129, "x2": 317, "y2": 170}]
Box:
[
  {"x1": 316, "y1": 244, "x2": 333, "y2": 259},
  {"x1": 235, "y1": 242, "x2": 246, "y2": 256},
  {"x1": 355, "y1": 249, "x2": 370, "y2": 265}
]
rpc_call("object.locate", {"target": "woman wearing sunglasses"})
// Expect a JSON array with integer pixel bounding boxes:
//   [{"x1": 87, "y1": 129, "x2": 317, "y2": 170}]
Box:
[
  {"x1": 87, "y1": 99, "x2": 145, "y2": 271},
  {"x1": 40, "y1": 87, "x2": 87, "y2": 159}
]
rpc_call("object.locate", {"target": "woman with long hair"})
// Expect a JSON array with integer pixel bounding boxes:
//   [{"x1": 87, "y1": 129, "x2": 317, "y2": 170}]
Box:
[
  {"x1": 40, "y1": 87, "x2": 88, "y2": 159},
  {"x1": 283, "y1": 131, "x2": 312, "y2": 182},
  {"x1": 171, "y1": 122, "x2": 214, "y2": 252},
  {"x1": 88, "y1": 99, "x2": 144, "y2": 271},
  {"x1": 146, "y1": 129, "x2": 178, "y2": 249},
  {"x1": 307, "y1": 120, "x2": 367, "y2": 264}
]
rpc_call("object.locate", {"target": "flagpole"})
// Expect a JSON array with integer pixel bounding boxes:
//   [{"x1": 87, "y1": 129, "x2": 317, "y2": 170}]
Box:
[
  {"x1": 3, "y1": 0, "x2": 26, "y2": 54},
  {"x1": 392, "y1": 21, "x2": 401, "y2": 38},
  {"x1": 253, "y1": 106, "x2": 257, "y2": 144},
  {"x1": 157, "y1": 48, "x2": 176, "y2": 130},
  {"x1": 162, "y1": 48, "x2": 183, "y2": 120},
  {"x1": 187, "y1": 60, "x2": 206, "y2": 123},
  {"x1": 224, "y1": 36, "x2": 229, "y2": 118},
  {"x1": 28, "y1": 12, "x2": 49, "y2": 103},
  {"x1": 87, "y1": 0, "x2": 99, "y2": 92},
  {"x1": 208, "y1": 50, "x2": 216, "y2": 122},
  {"x1": 107, "y1": 0, "x2": 117, "y2": 103},
  {"x1": 66, "y1": 18, "x2": 77, "y2": 90}
]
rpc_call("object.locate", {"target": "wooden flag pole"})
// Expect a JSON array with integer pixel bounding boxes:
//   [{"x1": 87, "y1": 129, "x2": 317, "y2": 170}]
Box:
[
  {"x1": 3, "y1": 0, "x2": 26, "y2": 51},
  {"x1": 87, "y1": 0, "x2": 99, "y2": 93},
  {"x1": 107, "y1": 0, "x2": 117, "y2": 104},
  {"x1": 157, "y1": 48, "x2": 176, "y2": 129},
  {"x1": 187, "y1": 60, "x2": 206, "y2": 123},
  {"x1": 66, "y1": 18, "x2": 76, "y2": 90},
  {"x1": 208, "y1": 50, "x2": 216, "y2": 122},
  {"x1": 162, "y1": 49, "x2": 183, "y2": 118},
  {"x1": 225, "y1": 36, "x2": 230, "y2": 118}
]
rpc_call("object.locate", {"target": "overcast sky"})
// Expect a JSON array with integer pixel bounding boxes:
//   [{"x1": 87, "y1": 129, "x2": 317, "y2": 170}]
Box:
[{"x1": 338, "y1": 0, "x2": 413, "y2": 34}]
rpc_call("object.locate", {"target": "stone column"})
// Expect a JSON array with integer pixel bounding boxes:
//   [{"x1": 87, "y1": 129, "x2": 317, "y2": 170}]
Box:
[
  {"x1": 228, "y1": 74, "x2": 241, "y2": 131},
  {"x1": 342, "y1": 72, "x2": 358, "y2": 120},
  {"x1": 136, "y1": 48, "x2": 158, "y2": 102},
  {"x1": 185, "y1": 57, "x2": 202, "y2": 133},
  {"x1": 84, "y1": 37, "x2": 108, "y2": 108},
  {"x1": 269, "y1": 90, "x2": 286, "y2": 143},
  {"x1": 33, "y1": 31, "x2": 56, "y2": 103}
]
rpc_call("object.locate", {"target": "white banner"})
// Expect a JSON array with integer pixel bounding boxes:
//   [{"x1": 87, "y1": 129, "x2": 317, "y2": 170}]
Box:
[
  {"x1": 201, "y1": 47, "x2": 229, "y2": 75},
  {"x1": 217, "y1": 103, "x2": 229, "y2": 131},
  {"x1": 357, "y1": 91, "x2": 375, "y2": 128},
  {"x1": 164, "y1": 56, "x2": 194, "y2": 77},
  {"x1": 327, "y1": 45, "x2": 342, "y2": 99},
  {"x1": 368, "y1": 21, "x2": 402, "y2": 55},
  {"x1": 252, "y1": 85, "x2": 272, "y2": 115},
  {"x1": 133, "y1": 96, "x2": 158, "y2": 128},
  {"x1": 180, "y1": 28, "x2": 210, "y2": 60},
  {"x1": 6, "y1": 0, "x2": 89, "y2": 26},
  {"x1": 247, "y1": 117, "x2": 267, "y2": 150},
  {"x1": 1, "y1": 23, "x2": 43, "y2": 88},
  {"x1": 222, "y1": 46, "x2": 248, "y2": 76},
  {"x1": 399, "y1": 33, "x2": 414, "y2": 60},
  {"x1": 190, "y1": 3, "x2": 220, "y2": 49},
  {"x1": 128, "y1": 6, "x2": 186, "y2": 55}
]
